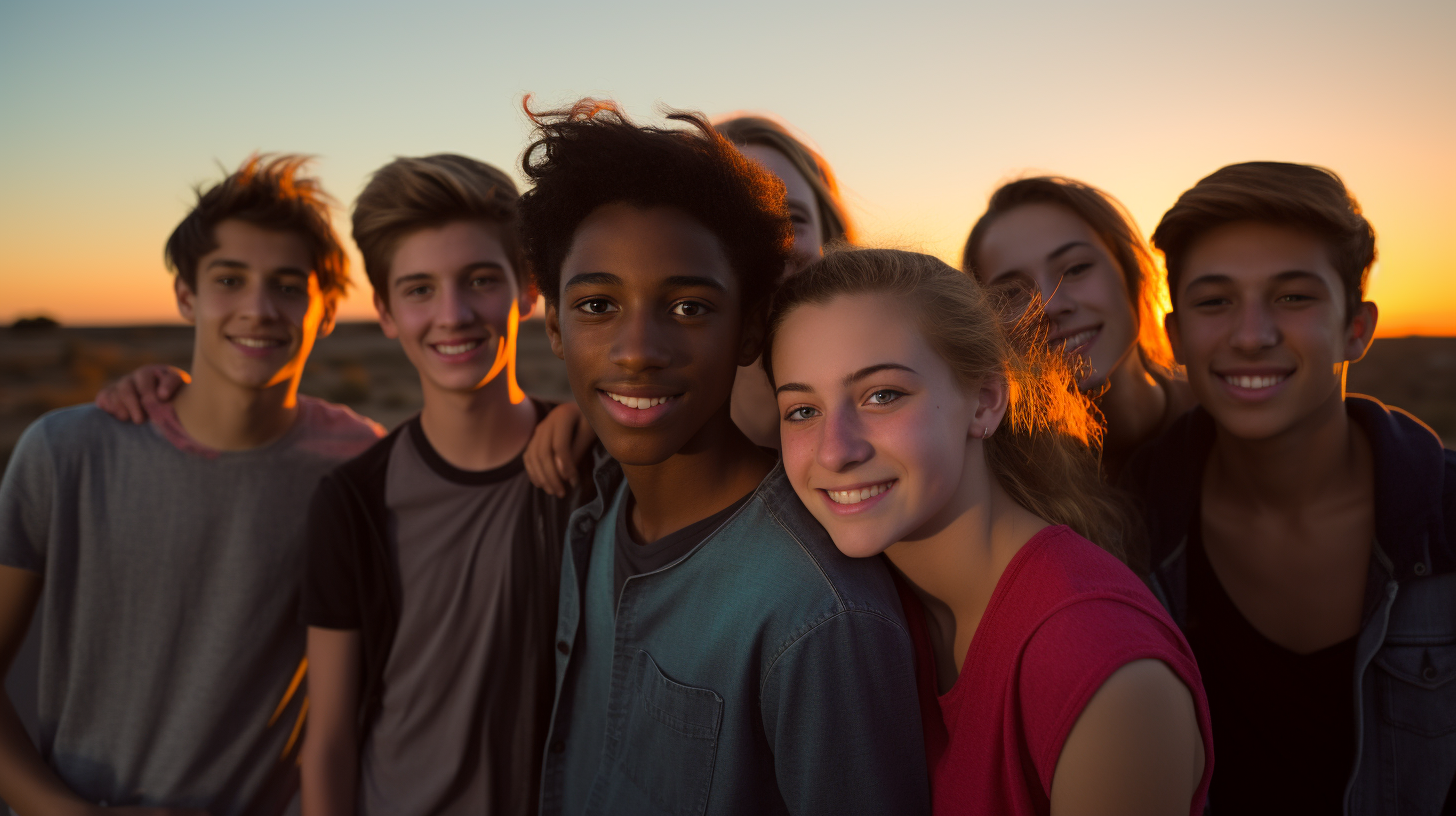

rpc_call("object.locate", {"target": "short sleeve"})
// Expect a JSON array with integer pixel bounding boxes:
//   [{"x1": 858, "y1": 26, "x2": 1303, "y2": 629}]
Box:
[
  {"x1": 1017, "y1": 597, "x2": 1205, "y2": 793},
  {"x1": 0, "y1": 420, "x2": 57, "y2": 573},
  {"x1": 299, "y1": 474, "x2": 364, "y2": 630}
]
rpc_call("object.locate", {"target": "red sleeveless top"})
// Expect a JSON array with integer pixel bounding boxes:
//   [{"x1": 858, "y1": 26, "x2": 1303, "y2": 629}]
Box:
[{"x1": 895, "y1": 525, "x2": 1214, "y2": 816}]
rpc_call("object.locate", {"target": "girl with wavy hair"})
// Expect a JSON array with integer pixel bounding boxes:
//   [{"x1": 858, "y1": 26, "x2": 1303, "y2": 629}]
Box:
[
  {"x1": 765, "y1": 247, "x2": 1212, "y2": 815},
  {"x1": 964, "y1": 177, "x2": 1191, "y2": 477}
]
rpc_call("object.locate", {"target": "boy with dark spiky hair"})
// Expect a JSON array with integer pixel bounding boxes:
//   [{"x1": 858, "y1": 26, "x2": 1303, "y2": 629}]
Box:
[
  {"x1": 1127, "y1": 161, "x2": 1456, "y2": 815},
  {"x1": 297, "y1": 153, "x2": 576, "y2": 816},
  {"x1": 519, "y1": 100, "x2": 928, "y2": 816},
  {"x1": 0, "y1": 155, "x2": 383, "y2": 815}
]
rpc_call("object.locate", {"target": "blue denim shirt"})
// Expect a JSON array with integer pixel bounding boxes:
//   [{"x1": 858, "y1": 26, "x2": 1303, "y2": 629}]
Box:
[
  {"x1": 539, "y1": 456, "x2": 930, "y2": 816},
  {"x1": 1124, "y1": 397, "x2": 1456, "y2": 815}
]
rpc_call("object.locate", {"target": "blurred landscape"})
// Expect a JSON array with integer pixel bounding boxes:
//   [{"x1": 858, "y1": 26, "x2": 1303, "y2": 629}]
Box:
[{"x1": 1, "y1": 321, "x2": 1453, "y2": 475}]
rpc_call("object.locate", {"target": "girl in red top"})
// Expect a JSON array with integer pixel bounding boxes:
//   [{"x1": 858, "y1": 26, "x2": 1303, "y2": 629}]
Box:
[{"x1": 764, "y1": 247, "x2": 1213, "y2": 815}]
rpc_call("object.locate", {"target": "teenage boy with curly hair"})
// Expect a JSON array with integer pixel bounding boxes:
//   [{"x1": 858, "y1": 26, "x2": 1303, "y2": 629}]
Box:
[
  {"x1": 1127, "y1": 161, "x2": 1456, "y2": 815},
  {"x1": 519, "y1": 100, "x2": 928, "y2": 816},
  {"x1": 0, "y1": 155, "x2": 383, "y2": 815}
]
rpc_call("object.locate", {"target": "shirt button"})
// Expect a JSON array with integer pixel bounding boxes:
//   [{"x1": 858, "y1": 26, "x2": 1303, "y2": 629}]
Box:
[
  {"x1": 1414, "y1": 562, "x2": 1429, "y2": 576},
  {"x1": 1424, "y1": 666, "x2": 1439, "y2": 682},
  {"x1": 557, "y1": 640, "x2": 570, "y2": 655},
  {"x1": 550, "y1": 739, "x2": 566, "y2": 753}
]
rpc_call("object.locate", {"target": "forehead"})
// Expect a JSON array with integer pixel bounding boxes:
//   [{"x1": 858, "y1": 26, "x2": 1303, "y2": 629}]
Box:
[
  {"x1": 773, "y1": 293, "x2": 951, "y2": 385},
  {"x1": 206, "y1": 218, "x2": 313, "y2": 271},
  {"x1": 977, "y1": 203, "x2": 1106, "y2": 274},
  {"x1": 739, "y1": 144, "x2": 817, "y2": 214},
  {"x1": 389, "y1": 220, "x2": 510, "y2": 282},
  {"x1": 563, "y1": 203, "x2": 734, "y2": 290},
  {"x1": 1180, "y1": 221, "x2": 1338, "y2": 292}
]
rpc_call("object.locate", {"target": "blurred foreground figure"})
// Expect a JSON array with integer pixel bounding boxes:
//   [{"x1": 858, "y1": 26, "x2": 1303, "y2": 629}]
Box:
[
  {"x1": 0, "y1": 156, "x2": 382, "y2": 815},
  {"x1": 1127, "y1": 161, "x2": 1456, "y2": 815},
  {"x1": 298, "y1": 155, "x2": 578, "y2": 816}
]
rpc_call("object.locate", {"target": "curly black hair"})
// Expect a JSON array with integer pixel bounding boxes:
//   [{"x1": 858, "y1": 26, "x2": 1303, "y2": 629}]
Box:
[{"x1": 518, "y1": 98, "x2": 794, "y2": 317}]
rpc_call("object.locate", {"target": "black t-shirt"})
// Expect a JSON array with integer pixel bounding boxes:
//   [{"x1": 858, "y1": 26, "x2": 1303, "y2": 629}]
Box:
[
  {"x1": 613, "y1": 492, "x2": 752, "y2": 608},
  {"x1": 1186, "y1": 514, "x2": 1357, "y2": 816}
]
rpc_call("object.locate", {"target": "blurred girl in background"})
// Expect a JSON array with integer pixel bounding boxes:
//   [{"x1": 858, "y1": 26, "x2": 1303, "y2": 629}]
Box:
[{"x1": 963, "y1": 177, "x2": 1192, "y2": 478}]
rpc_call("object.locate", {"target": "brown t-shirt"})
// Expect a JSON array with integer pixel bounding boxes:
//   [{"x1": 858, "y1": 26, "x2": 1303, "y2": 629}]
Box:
[{"x1": 357, "y1": 417, "x2": 547, "y2": 816}]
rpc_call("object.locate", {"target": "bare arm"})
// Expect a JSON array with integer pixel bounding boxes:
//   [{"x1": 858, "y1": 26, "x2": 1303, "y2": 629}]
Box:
[
  {"x1": 300, "y1": 627, "x2": 362, "y2": 816},
  {"x1": 1050, "y1": 659, "x2": 1205, "y2": 816}
]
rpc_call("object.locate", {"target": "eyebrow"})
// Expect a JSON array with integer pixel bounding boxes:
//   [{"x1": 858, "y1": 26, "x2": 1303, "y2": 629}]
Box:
[
  {"x1": 1183, "y1": 269, "x2": 1330, "y2": 290},
  {"x1": 563, "y1": 272, "x2": 728, "y2": 293},
  {"x1": 205, "y1": 258, "x2": 308, "y2": 277},
  {"x1": 394, "y1": 262, "x2": 506, "y2": 287},
  {"x1": 774, "y1": 363, "x2": 918, "y2": 396},
  {"x1": 1046, "y1": 241, "x2": 1092, "y2": 261},
  {"x1": 564, "y1": 271, "x2": 622, "y2": 290}
]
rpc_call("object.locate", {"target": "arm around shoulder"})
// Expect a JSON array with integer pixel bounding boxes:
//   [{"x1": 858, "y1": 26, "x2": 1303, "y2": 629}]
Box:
[
  {"x1": 762, "y1": 610, "x2": 930, "y2": 816},
  {"x1": 1049, "y1": 659, "x2": 1207, "y2": 816}
]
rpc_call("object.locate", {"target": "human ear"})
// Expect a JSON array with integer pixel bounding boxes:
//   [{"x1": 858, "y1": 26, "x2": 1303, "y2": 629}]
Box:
[
  {"x1": 737, "y1": 306, "x2": 767, "y2": 368},
  {"x1": 544, "y1": 301, "x2": 565, "y2": 360},
  {"x1": 1164, "y1": 311, "x2": 1184, "y2": 366},
  {"x1": 174, "y1": 275, "x2": 197, "y2": 325},
  {"x1": 1344, "y1": 301, "x2": 1379, "y2": 364},
  {"x1": 374, "y1": 292, "x2": 400, "y2": 340},
  {"x1": 317, "y1": 299, "x2": 338, "y2": 339},
  {"x1": 971, "y1": 375, "x2": 1011, "y2": 439},
  {"x1": 518, "y1": 279, "x2": 539, "y2": 321}
]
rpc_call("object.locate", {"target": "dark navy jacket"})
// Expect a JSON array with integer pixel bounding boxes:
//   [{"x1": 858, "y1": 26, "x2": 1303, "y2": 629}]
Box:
[{"x1": 1124, "y1": 396, "x2": 1456, "y2": 816}]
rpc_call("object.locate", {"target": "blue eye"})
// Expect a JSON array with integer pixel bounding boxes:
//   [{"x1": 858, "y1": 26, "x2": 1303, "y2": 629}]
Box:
[
  {"x1": 867, "y1": 389, "x2": 903, "y2": 405},
  {"x1": 784, "y1": 406, "x2": 819, "y2": 422}
]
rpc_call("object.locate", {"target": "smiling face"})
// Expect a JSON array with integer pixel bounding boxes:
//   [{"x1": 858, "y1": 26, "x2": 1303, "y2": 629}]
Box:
[
  {"x1": 177, "y1": 218, "x2": 333, "y2": 393},
  {"x1": 1168, "y1": 220, "x2": 1376, "y2": 441},
  {"x1": 545, "y1": 203, "x2": 756, "y2": 466},
  {"x1": 976, "y1": 203, "x2": 1138, "y2": 389},
  {"x1": 774, "y1": 293, "x2": 995, "y2": 558},
  {"x1": 739, "y1": 143, "x2": 823, "y2": 274},
  {"x1": 375, "y1": 220, "x2": 531, "y2": 397}
]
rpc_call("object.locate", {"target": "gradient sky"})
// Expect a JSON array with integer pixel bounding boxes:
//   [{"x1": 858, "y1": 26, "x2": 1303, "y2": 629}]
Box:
[{"x1": 2, "y1": 0, "x2": 1452, "y2": 335}]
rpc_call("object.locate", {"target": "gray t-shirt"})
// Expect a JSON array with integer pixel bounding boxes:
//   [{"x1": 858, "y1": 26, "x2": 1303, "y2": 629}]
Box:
[
  {"x1": 0, "y1": 399, "x2": 381, "y2": 815},
  {"x1": 358, "y1": 418, "x2": 544, "y2": 816}
]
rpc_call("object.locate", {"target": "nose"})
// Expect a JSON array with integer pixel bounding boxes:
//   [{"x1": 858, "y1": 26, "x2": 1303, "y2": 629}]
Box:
[
  {"x1": 1229, "y1": 299, "x2": 1280, "y2": 353},
  {"x1": 240, "y1": 279, "x2": 282, "y2": 322},
  {"x1": 436, "y1": 281, "x2": 476, "y2": 328},
  {"x1": 607, "y1": 306, "x2": 672, "y2": 373},
  {"x1": 816, "y1": 404, "x2": 874, "y2": 473},
  {"x1": 1041, "y1": 272, "x2": 1075, "y2": 322}
]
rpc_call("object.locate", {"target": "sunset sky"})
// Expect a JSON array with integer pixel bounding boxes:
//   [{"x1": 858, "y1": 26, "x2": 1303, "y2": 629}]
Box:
[{"x1": 1, "y1": 0, "x2": 1452, "y2": 335}]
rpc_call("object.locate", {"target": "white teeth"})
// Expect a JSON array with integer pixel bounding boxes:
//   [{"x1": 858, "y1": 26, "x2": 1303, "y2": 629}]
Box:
[
  {"x1": 1223, "y1": 374, "x2": 1287, "y2": 390},
  {"x1": 233, "y1": 337, "x2": 284, "y2": 348},
  {"x1": 826, "y1": 482, "x2": 893, "y2": 505},
  {"x1": 434, "y1": 340, "x2": 483, "y2": 355},
  {"x1": 607, "y1": 392, "x2": 671, "y2": 410},
  {"x1": 1063, "y1": 329, "x2": 1097, "y2": 350}
]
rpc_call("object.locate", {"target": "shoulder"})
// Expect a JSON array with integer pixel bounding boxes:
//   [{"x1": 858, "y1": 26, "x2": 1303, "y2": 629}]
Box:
[
  {"x1": 743, "y1": 465, "x2": 906, "y2": 624},
  {"x1": 293, "y1": 396, "x2": 387, "y2": 460},
  {"x1": 12, "y1": 404, "x2": 139, "y2": 463}
]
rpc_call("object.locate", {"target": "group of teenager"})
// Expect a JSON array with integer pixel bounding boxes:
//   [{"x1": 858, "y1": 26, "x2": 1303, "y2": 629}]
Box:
[{"x1": 0, "y1": 96, "x2": 1452, "y2": 816}]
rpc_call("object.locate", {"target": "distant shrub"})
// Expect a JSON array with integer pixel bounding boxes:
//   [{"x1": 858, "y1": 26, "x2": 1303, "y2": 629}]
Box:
[{"x1": 12, "y1": 316, "x2": 59, "y2": 330}]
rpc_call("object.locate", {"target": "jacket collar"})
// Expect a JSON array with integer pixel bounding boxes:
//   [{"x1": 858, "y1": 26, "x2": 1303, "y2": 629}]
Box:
[{"x1": 1135, "y1": 395, "x2": 1451, "y2": 581}]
